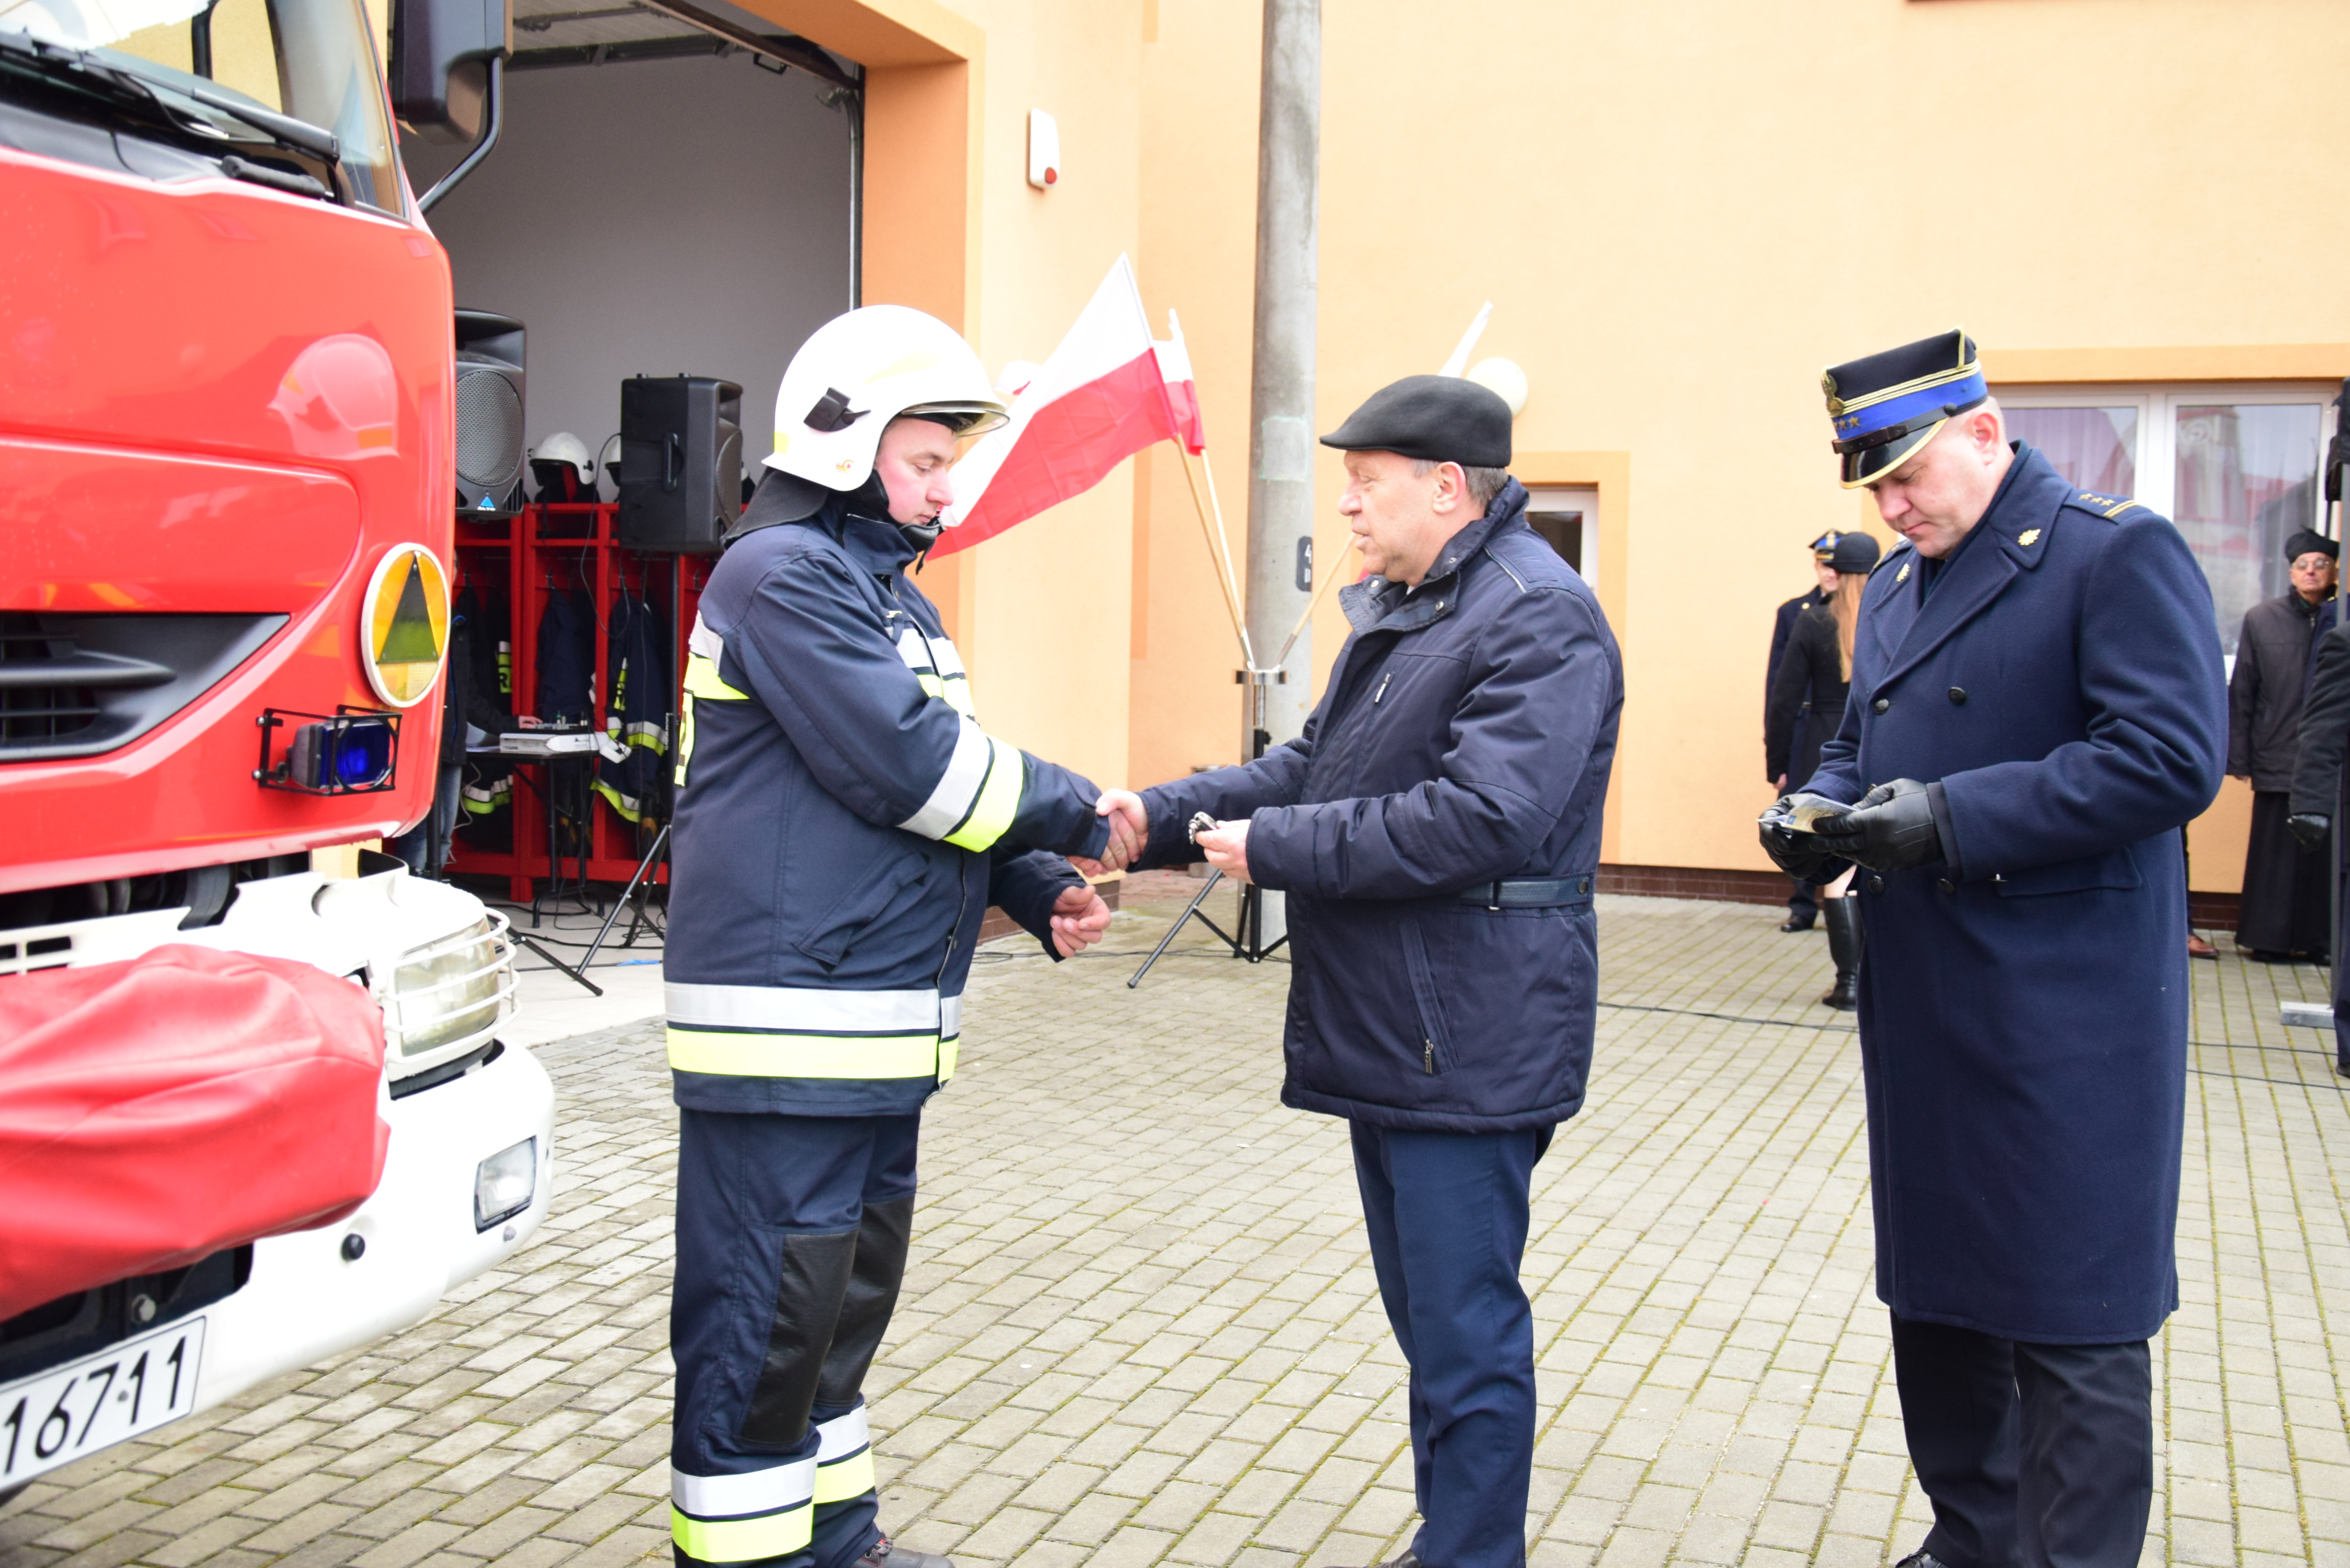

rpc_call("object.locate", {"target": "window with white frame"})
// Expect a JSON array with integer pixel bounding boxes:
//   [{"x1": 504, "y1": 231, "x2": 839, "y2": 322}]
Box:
[{"x1": 1994, "y1": 385, "x2": 2337, "y2": 656}]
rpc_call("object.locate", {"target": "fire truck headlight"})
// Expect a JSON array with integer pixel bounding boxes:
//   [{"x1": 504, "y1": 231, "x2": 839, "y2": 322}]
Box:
[
  {"x1": 387, "y1": 913, "x2": 514, "y2": 1063},
  {"x1": 474, "y1": 1137, "x2": 537, "y2": 1231}
]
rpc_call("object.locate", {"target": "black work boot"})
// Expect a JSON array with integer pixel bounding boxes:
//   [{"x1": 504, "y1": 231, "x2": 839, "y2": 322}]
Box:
[{"x1": 1820, "y1": 897, "x2": 1860, "y2": 1010}]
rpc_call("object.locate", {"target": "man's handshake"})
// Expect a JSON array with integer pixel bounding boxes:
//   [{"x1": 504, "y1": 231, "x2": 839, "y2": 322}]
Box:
[
  {"x1": 1075, "y1": 790, "x2": 1150, "y2": 877},
  {"x1": 1074, "y1": 791, "x2": 1255, "y2": 885}
]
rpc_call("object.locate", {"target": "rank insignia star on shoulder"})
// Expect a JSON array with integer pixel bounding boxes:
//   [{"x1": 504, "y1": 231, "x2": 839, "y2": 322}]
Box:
[
  {"x1": 2018, "y1": 528, "x2": 2041, "y2": 546},
  {"x1": 1896, "y1": 562, "x2": 1911, "y2": 583}
]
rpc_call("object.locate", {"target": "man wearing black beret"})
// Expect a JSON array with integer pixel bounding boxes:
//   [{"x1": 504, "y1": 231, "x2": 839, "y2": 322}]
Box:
[
  {"x1": 2227, "y1": 527, "x2": 2337, "y2": 959},
  {"x1": 1088, "y1": 373, "x2": 1624, "y2": 1568},
  {"x1": 1762, "y1": 329, "x2": 2227, "y2": 1568}
]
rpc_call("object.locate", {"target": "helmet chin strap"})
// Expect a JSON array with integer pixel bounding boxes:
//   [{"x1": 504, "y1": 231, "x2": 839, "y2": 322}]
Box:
[{"x1": 837, "y1": 470, "x2": 943, "y2": 554}]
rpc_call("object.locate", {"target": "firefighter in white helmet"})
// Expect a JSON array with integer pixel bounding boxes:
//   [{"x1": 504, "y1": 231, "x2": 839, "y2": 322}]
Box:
[{"x1": 661, "y1": 305, "x2": 1114, "y2": 1568}]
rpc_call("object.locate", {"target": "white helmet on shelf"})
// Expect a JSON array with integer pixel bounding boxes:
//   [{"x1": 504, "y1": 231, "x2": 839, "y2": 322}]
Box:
[
  {"x1": 766, "y1": 305, "x2": 1009, "y2": 493},
  {"x1": 529, "y1": 431, "x2": 594, "y2": 481}
]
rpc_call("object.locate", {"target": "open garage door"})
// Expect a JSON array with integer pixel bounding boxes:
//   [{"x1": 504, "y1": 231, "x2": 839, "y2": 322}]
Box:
[{"x1": 399, "y1": 0, "x2": 856, "y2": 479}]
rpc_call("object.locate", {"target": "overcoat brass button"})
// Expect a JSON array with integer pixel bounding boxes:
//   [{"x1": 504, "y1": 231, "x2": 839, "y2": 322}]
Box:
[
  {"x1": 1868, "y1": 874, "x2": 1886, "y2": 894},
  {"x1": 1949, "y1": 687, "x2": 1967, "y2": 705},
  {"x1": 1937, "y1": 878, "x2": 1955, "y2": 894},
  {"x1": 1873, "y1": 697, "x2": 1891, "y2": 714}
]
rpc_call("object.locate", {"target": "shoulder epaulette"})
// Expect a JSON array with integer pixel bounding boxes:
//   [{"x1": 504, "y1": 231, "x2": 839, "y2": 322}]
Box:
[{"x1": 2068, "y1": 490, "x2": 2147, "y2": 521}]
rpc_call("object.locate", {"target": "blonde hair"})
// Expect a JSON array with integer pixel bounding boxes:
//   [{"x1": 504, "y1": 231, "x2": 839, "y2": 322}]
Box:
[{"x1": 1831, "y1": 572, "x2": 1865, "y2": 681}]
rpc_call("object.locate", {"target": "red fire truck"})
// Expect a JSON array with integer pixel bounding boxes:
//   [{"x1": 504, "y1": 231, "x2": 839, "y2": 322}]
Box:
[{"x1": 0, "y1": 0, "x2": 552, "y2": 1494}]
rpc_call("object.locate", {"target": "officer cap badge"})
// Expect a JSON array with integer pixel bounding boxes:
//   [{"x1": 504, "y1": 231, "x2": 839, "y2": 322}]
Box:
[{"x1": 1818, "y1": 328, "x2": 1988, "y2": 491}]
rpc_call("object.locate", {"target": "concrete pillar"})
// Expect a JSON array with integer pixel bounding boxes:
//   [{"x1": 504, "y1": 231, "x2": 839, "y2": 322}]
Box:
[
  {"x1": 1242, "y1": 0, "x2": 1318, "y2": 947},
  {"x1": 1245, "y1": 0, "x2": 1318, "y2": 752}
]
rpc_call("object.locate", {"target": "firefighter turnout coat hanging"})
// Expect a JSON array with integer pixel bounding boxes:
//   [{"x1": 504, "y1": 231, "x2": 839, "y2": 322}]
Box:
[{"x1": 664, "y1": 504, "x2": 1111, "y2": 1112}]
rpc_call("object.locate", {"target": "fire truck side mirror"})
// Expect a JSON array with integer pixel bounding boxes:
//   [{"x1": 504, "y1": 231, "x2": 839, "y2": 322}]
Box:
[{"x1": 391, "y1": 0, "x2": 511, "y2": 145}]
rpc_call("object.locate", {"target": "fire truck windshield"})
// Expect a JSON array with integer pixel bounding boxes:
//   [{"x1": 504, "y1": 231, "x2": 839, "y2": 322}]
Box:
[{"x1": 0, "y1": 0, "x2": 399, "y2": 212}]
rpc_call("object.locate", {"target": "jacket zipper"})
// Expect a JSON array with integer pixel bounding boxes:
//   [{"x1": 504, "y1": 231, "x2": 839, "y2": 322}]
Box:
[
  {"x1": 1374, "y1": 672, "x2": 1392, "y2": 705},
  {"x1": 1423, "y1": 1039, "x2": 1434, "y2": 1074}
]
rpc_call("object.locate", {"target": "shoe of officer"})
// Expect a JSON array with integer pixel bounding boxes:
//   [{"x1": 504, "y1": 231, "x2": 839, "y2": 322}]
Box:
[
  {"x1": 1893, "y1": 1551, "x2": 1952, "y2": 1568},
  {"x1": 1330, "y1": 1554, "x2": 1421, "y2": 1568},
  {"x1": 1818, "y1": 898, "x2": 1861, "y2": 1010},
  {"x1": 859, "y1": 1536, "x2": 950, "y2": 1568},
  {"x1": 1779, "y1": 910, "x2": 1816, "y2": 933}
]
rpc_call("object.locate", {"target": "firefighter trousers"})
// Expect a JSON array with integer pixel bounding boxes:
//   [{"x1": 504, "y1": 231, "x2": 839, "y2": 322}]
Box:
[{"x1": 672, "y1": 1110, "x2": 917, "y2": 1568}]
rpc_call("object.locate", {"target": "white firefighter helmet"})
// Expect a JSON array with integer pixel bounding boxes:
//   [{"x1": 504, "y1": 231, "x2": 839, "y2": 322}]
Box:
[
  {"x1": 530, "y1": 431, "x2": 594, "y2": 481},
  {"x1": 766, "y1": 305, "x2": 1009, "y2": 492}
]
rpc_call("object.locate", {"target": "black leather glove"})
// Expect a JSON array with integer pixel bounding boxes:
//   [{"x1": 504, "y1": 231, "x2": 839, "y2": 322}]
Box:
[
  {"x1": 1758, "y1": 794, "x2": 1852, "y2": 884},
  {"x1": 1811, "y1": 778, "x2": 1943, "y2": 873},
  {"x1": 2290, "y1": 813, "x2": 2331, "y2": 852}
]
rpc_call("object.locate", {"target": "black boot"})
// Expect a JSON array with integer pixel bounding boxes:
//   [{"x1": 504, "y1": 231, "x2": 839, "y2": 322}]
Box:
[{"x1": 1820, "y1": 897, "x2": 1860, "y2": 1009}]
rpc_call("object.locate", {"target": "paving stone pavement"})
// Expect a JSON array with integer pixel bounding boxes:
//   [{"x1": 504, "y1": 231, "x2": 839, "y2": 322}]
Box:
[{"x1": 6, "y1": 879, "x2": 2348, "y2": 1568}]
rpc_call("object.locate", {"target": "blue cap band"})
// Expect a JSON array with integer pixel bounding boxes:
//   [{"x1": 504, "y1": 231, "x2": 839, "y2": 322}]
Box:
[{"x1": 1830, "y1": 370, "x2": 1987, "y2": 449}]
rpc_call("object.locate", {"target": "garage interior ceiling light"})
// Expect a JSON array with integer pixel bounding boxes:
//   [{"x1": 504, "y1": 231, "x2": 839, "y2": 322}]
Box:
[{"x1": 507, "y1": 0, "x2": 854, "y2": 82}]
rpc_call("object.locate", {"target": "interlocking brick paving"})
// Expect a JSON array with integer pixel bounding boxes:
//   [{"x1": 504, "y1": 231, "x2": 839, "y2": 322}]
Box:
[{"x1": 5, "y1": 878, "x2": 2346, "y2": 1568}]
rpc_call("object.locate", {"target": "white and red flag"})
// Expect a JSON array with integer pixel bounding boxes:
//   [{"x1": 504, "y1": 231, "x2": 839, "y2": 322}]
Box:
[{"x1": 932, "y1": 255, "x2": 1203, "y2": 557}]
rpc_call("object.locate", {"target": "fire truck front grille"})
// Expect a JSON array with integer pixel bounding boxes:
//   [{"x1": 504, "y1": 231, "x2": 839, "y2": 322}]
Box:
[
  {"x1": 0, "y1": 619, "x2": 104, "y2": 745},
  {"x1": 0, "y1": 613, "x2": 286, "y2": 762}
]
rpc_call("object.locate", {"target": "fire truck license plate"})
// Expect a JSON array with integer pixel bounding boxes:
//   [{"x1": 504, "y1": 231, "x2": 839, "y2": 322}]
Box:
[{"x1": 0, "y1": 1318, "x2": 204, "y2": 1485}]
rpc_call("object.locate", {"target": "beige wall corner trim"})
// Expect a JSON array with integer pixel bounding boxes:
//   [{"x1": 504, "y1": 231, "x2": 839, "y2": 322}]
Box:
[
  {"x1": 746, "y1": 0, "x2": 980, "y2": 66},
  {"x1": 1986, "y1": 345, "x2": 2350, "y2": 385}
]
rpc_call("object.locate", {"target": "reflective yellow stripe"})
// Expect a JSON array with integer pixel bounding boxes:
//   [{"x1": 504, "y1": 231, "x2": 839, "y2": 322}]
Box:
[
  {"x1": 672, "y1": 1504, "x2": 811, "y2": 1564},
  {"x1": 675, "y1": 697, "x2": 696, "y2": 789},
  {"x1": 667, "y1": 1027, "x2": 941, "y2": 1080},
  {"x1": 813, "y1": 1449, "x2": 875, "y2": 1504},
  {"x1": 945, "y1": 746, "x2": 1022, "y2": 852},
  {"x1": 916, "y1": 672, "x2": 977, "y2": 719},
  {"x1": 938, "y1": 1034, "x2": 960, "y2": 1085},
  {"x1": 685, "y1": 652, "x2": 748, "y2": 701}
]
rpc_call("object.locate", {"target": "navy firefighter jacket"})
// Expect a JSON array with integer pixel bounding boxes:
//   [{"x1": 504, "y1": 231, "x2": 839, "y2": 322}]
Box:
[
  {"x1": 1134, "y1": 481, "x2": 1624, "y2": 1133},
  {"x1": 664, "y1": 499, "x2": 1109, "y2": 1117}
]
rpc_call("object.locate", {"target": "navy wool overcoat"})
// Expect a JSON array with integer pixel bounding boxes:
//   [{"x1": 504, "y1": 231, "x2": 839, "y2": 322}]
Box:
[
  {"x1": 1805, "y1": 443, "x2": 2226, "y2": 1344},
  {"x1": 1136, "y1": 481, "x2": 1623, "y2": 1133}
]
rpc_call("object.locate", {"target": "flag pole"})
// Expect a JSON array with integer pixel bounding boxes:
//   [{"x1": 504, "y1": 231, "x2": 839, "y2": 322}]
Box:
[
  {"x1": 1194, "y1": 451, "x2": 1257, "y2": 668},
  {"x1": 1174, "y1": 444, "x2": 1255, "y2": 667}
]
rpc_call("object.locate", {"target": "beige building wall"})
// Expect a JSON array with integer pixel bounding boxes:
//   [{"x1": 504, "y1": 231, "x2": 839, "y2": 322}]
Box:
[{"x1": 767, "y1": 0, "x2": 2350, "y2": 892}]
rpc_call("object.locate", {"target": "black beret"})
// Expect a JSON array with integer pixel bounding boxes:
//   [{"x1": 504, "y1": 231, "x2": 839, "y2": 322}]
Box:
[
  {"x1": 2285, "y1": 528, "x2": 2339, "y2": 563},
  {"x1": 1320, "y1": 375, "x2": 1512, "y2": 468}
]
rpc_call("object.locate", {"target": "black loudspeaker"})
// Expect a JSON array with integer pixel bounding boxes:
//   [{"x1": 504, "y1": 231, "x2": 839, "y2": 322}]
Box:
[
  {"x1": 616, "y1": 375, "x2": 742, "y2": 554},
  {"x1": 454, "y1": 309, "x2": 526, "y2": 518}
]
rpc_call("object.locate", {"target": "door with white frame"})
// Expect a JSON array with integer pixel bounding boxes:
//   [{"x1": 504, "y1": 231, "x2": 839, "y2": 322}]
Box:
[
  {"x1": 1523, "y1": 486, "x2": 1600, "y2": 584},
  {"x1": 1996, "y1": 384, "x2": 2339, "y2": 658}
]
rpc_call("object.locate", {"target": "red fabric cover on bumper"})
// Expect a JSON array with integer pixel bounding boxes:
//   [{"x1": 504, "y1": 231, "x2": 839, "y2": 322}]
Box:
[{"x1": 0, "y1": 944, "x2": 389, "y2": 1321}]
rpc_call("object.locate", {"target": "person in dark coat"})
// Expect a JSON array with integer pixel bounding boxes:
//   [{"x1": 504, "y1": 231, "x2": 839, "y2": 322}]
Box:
[
  {"x1": 1767, "y1": 537, "x2": 1837, "y2": 930},
  {"x1": 1766, "y1": 530, "x2": 1880, "y2": 1005},
  {"x1": 2228, "y1": 528, "x2": 2337, "y2": 958},
  {"x1": 1764, "y1": 330, "x2": 2226, "y2": 1568},
  {"x1": 2285, "y1": 617, "x2": 2350, "y2": 1076},
  {"x1": 1089, "y1": 376, "x2": 1622, "y2": 1568}
]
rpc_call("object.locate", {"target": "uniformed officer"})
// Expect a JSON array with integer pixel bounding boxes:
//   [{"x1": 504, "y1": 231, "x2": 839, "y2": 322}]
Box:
[
  {"x1": 1091, "y1": 375, "x2": 1624, "y2": 1568},
  {"x1": 1761, "y1": 329, "x2": 2227, "y2": 1568},
  {"x1": 662, "y1": 305, "x2": 1116, "y2": 1568},
  {"x1": 1767, "y1": 531, "x2": 1841, "y2": 931}
]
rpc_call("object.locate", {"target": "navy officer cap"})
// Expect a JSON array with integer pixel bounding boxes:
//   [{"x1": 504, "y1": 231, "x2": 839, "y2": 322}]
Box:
[
  {"x1": 1321, "y1": 374, "x2": 1512, "y2": 468},
  {"x1": 1821, "y1": 328, "x2": 1988, "y2": 488}
]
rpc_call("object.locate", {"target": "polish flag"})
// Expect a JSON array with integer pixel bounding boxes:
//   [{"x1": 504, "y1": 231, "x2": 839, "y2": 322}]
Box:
[{"x1": 932, "y1": 255, "x2": 1204, "y2": 557}]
